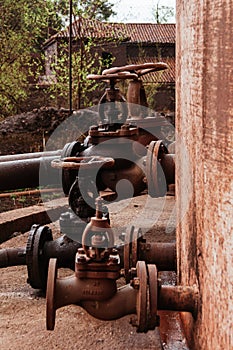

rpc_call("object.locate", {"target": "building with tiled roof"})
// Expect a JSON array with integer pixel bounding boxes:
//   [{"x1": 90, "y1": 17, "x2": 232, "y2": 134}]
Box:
[{"x1": 42, "y1": 17, "x2": 175, "y2": 112}]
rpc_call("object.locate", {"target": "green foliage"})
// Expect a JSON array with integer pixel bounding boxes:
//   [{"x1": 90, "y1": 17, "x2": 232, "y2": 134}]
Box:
[
  {"x1": 0, "y1": 0, "x2": 114, "y2": 118},
  {"x1": 0, "y1": 0, "x2": 64, "y2": 118},
  {"x1": 153, "y1": 1, "x2": 175, "y2": 24},
  {"x1": 47, "y1": 39, "x2": 103, "y2": 109},
  {"x1": 76, "y1": 0, "x2": 116, "y2": 21}
]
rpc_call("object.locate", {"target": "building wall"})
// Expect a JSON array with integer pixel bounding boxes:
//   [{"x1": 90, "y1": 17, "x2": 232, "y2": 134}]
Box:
[{"x1": 176, "y1": 1, "x2": 233, "y2": 349}]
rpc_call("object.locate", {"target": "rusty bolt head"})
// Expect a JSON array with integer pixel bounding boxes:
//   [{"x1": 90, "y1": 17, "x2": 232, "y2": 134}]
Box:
[
  {"x1": 77, "y1": 255, "x2": 87, "y2": 263},
  {"x1": 109, "y1": 256, "x2": 119, "y2": 264},
  {"x1": 130, "y1": 277, "x2": 140, "y2": 289}
]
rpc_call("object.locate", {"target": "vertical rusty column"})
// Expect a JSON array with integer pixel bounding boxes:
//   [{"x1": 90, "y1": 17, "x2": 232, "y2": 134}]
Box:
[{"x1": 176, "y1": 1, "x2": 233, "y2": 349}]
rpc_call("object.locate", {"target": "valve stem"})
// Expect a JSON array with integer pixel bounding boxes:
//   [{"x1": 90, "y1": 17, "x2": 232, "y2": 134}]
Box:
[{"x1": 95, "y1": 197, "x2": 103, "y2": 219}]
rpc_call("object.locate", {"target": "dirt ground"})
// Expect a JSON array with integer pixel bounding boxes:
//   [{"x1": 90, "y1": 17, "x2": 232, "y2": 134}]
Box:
[{"x1": 0, "y1": 195, "x2": 188, "y2": 350}]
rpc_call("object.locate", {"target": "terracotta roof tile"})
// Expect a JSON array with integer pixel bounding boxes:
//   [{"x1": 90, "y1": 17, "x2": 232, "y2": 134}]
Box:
[
  {"x1": 120, "y1": 23, "x2": 175, "y2": 43},
  {"x1": 45, "y1": 17, "x2": 175, "y2": 45},
  {"x1": 53, "y1": 17, "x2": 128, "y2": 42}
]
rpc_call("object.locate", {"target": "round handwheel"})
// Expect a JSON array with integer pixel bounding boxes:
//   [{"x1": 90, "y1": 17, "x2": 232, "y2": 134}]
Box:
[
  {"x1": 146, "y1": 140, "x2": 168, "y2": 197},
  {"x1": 46, "y1": 258, "x2": 57, "y2": 330},
  {"x1": 51, "y1": 156, "x2": 115, "y2": 170},
  {"x1": 26, "y1": 225, "x2": 53, "y2": 290},
  {"x1": 87, "y1": 72, "x2": 138, "y2": 81},
  {"x1": 102, "y1": 62, "x2": 168, "y2": 77},
  {"x1": 135, "y1": 260, "x2": 148, "y2": 332},
  {"x1": 147, "y1": 264, "x2": 160, "y2": 329}
]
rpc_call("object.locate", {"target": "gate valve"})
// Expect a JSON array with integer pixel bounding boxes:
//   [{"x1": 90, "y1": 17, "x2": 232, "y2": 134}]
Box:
[
  {"x1": 102, "y1": 62, "x2": 169, "y2": 118},
  {"x1": 81, "y1": 197, "x2": 115, "y2": 254},
  {"x1": 87, "y1": 72, "x2": 138, "y2": 123}
]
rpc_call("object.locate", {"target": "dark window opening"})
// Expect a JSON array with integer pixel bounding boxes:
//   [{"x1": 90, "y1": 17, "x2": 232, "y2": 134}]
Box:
[{"x1": 102, "y1": 51, "x2": 113, "y2": 68}]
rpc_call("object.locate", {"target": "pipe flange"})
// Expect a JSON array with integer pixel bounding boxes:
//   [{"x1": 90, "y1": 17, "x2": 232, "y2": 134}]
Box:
[
  {"x1": 147, "y1": 264, "x2": 160, "y2": 329},
  {"x1": 26, "y1": 225, "x2": 53, "y2": 290},
  {"x1": 135, "y1": 260, "x2": 148, "y2": 332},
  {"x1": 146, "y1": 140, "x2": 168, "y2": 198},
  {"x1": 46, "y1": 258, "x2": 57, "y2": 330}
]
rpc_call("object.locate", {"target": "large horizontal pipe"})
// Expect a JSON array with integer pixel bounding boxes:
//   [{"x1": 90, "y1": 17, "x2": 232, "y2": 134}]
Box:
[
  {"x1": 0, "y1": 156, "x2": 60, "y2": 191},
  {"x1": 139, "y1": 242, "x2": 176, "y2": 271},
  {"x1": 0, "y1": 247, "x2": 26, "y2": 267},
  {"x1": 0, "y1": 150, "x2": 62, "y2": 162},
  {"x1": 83, "y1": 284, "x2": 198, "y2": 321}
]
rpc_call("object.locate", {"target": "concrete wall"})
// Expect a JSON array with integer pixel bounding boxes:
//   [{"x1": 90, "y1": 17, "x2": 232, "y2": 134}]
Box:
[{"x1": 176, "y1": 1, "x2": 233, "y2": 349}]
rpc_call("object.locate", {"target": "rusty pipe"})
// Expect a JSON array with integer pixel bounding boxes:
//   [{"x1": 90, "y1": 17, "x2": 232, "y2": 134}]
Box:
[
  {"x1": 158, "y1": 285, "x2": 199, "y2": 317},
  {"x1": 0, "y1": 247, "x2": 26, "y2": 267},
  {"x1": 0, "y1": 150, "x2": 62, "y2": 162},
  {"x1": 139, "y1": 242, "x2": 176, "y2": 271},
  {"x1": 81, "y1": 285, "x2": 137, "y2": 320},
  {"x1": 0, "y1": 156, "x2": 60, "y2": 191},
  {"x1": 54, "y1": 275, "x2": 117, "y2": 309},
  {"x1": 43, "y1": 236, "x2": 81, "y2": 270}
]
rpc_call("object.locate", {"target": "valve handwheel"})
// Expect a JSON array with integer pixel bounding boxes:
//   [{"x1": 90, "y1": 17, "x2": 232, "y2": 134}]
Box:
[
  {"x1": 102, "y1": 62, "x2": 168, "y2": 78},
  {"x1": 51, "y1": 156, "x2": 115, "y2": 170},
  {"x1": 87, "y1": 72, "x2": 138, "y2": 81}
]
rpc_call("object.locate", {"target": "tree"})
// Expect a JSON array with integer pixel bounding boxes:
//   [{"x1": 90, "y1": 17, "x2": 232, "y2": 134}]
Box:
[
  {"x1": 0, "y1": 0, "x2": 64, "y2": 118},
  {"x1": 153, "y1": 1, "x2": 175, "y2": 24},
  {"x1": 75, "y1": 0, "x2": 116, "y2": 21},
  {"x1": 0, "y1": 0, "x2": 115, "y2": 118},
  {"x1": 47, "y1": 39, "x2": 104, "y2": 110}
]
